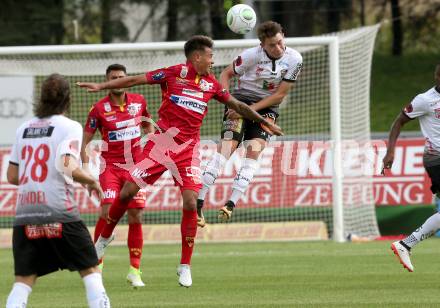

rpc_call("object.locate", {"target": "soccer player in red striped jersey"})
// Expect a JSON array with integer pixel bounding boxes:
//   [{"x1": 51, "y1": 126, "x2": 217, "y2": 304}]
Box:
[
  {"x1": 77, "y1": 35, "x2": 283, "y2": 287},
  {"x1": 81, "y1": 64, "x2": 154, "y2": 287}
]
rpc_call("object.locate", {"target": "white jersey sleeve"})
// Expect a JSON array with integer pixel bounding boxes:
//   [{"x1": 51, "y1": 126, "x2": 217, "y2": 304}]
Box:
[
  {"x1": 9, "y1": 128, "x2": 20, "y2": 165},
  {"x1": 283, "y1": 52, "x2": 303, "y2": 82},
  {"x1": 56, "y1": 121, "x2": 83, "y2": 161},
  {"x1": 403, "y1": 94, "x2": 428, "y2": 119},
  {"x1": 233, "y1": 48, "x2": 257, "y2": 76}
]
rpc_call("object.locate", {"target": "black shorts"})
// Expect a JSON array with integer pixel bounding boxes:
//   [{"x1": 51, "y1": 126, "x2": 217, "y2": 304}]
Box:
[
  {"x1": 13, "y1": 221, "x2": 98, "y2": 277},
  {"x1": 220, "y1": 109, "x2": 277, "y2": 144},
  {"x1": 425, "y1": 164, "x2": 440, "y2": 195}
]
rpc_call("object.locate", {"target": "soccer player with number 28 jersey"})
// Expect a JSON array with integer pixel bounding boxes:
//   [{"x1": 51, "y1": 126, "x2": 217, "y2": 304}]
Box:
[
  {"x1": 77, "y1": 35, "x2": 283, "y2": 288},
  {"x1": 6, "y1": 74, "x2": 110, "y2": 308},
  {"x1": 81, "y1": 64, "x2": 153, "y2": 288}
]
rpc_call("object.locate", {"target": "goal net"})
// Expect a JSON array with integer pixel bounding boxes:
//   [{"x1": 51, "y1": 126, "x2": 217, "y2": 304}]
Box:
[{"x1": 0, "y1": 24, "x2": 381, "y2": 241}]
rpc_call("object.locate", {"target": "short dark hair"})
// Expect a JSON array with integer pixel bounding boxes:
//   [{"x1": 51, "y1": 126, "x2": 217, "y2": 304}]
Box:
[
  {"x1": 34, "y1": 74, "x2": 71, "y2": 118},
  {"x1": 106, "y1": 63, "x2": 127, "y2": 76},
  {"x1": 184, "y1": 35, "x2": 213, "y2": 58},
  {"x1": 257, "y1": 21, "x2": 283, "y2": 43}
]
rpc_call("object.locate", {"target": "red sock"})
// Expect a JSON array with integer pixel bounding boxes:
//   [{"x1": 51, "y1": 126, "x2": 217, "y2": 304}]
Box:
[
  {"x1": 128, "y1": 223, "x2": 143, "y2": 269},
  {"x1": 101, "y1": 198, "x2": 129, "y2": 238},
  {"x1": 180, "y1": 209, "x2": 198, "y2": 265},
  {"x1": 94, "y1": 217, "x2": 107, "y2": 243}
]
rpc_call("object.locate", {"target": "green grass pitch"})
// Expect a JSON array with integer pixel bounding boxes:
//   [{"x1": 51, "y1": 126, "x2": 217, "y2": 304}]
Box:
[{"x1": 2, "y1": 240, "x2": 440, "y2": 307}]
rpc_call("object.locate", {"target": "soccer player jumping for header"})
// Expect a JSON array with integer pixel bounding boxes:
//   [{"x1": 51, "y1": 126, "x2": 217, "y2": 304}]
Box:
[
  {"x1": 197, "y1": 21, "x2": 303, "y2": 225},
  {"x1": 77, "y1": 35, "x2": 283, "y2": 288}
]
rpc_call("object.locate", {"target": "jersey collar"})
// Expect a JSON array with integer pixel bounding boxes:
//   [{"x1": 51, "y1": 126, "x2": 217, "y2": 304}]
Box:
[{"x1": 108, "y1": 92, "x2": 127, "y2": 111}]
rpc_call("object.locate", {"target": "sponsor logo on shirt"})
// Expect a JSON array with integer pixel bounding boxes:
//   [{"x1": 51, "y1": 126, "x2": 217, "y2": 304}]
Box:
[
  {"x1": 108, "y1": 126, "x2": 141, "y2": 142},
  {"x1": 104, "y1": 102, "x2": 112, "y2": 112},
  {"x1": 127, "y1": 103, "x2": 142, "y2": 116},
  {"x1": 105, "y1": 116, "x2": 117, "y2": 122},
  {"x1": 176, "y1": 77, "x2": 188, "y2": 85},
  {"x1": 23, "y1": 126, "x2": 54, "y2": 139},
  {"x1": 256, "y1": 66, "x2": 264, "y2": 76},
  {"x1": 180, "y1": 66, "x2": 188, "y2": 78},
  {"x1": 263, "y1": 80, "x2": 276, "y2": 91},
  {"x1": 435, "y1": 108, "x2": 440, "y2": 119},
  {"x1": 170, "y1": 95, "x2": 207, "y2": 114},
  {"x1": 116, "y1": 118, "x2": 136, "y2": 128},
  {"x1": 182, "y1": 88, "x2": 203, "y2": 99},
  {"x1": 152, "y1": 71, "x2": 165, "y2": 81},
  {"x1": 199, "y1": 79, "x2": 213, "y2": 92}
]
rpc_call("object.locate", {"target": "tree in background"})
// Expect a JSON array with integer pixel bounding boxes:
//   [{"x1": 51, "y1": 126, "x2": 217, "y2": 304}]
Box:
[{"x1": 0, "y1": 0, "x2": 64, "y2": 46}]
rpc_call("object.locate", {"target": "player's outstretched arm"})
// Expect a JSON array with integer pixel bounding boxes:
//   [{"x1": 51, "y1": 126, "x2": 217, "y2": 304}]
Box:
[
  {"x1": 223, "y1": 97, "x2": 284, "y2": 136},
  {"x1": 219, "y1": 64, "x2": 235, "y2": 90},
  {"x1": 76, "y1": 74, "x2": 148, "y2": 92},
  {"x1": 383, "y1": 112, "x2": 412, "y2": 170}
]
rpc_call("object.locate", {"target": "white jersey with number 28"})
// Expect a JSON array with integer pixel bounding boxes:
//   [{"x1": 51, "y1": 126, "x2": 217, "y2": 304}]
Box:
[{"x1": 9, "y1": 115, "x2": 83, "y2": 226}]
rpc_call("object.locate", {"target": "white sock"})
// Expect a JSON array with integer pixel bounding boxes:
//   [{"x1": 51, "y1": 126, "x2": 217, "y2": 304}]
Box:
[
  {"x1": 83, "y1": 272, "x2": 110, "y2": 308},
  {"x1": 6, "y1": 282, "x2": 32, "y2": 308},
  {"x1": 199, "y1": 152, "x2": 227, "y2": 201},
  {"x1": 402, "y1": 213, "x2": 440, "y2": 249},
  {"x1": 230, "y1": 158, "x2": 259, "y2": 204}
]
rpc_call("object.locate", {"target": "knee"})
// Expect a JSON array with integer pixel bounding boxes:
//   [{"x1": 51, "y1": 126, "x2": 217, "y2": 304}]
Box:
[
  {"x1": 183, "y1": 197, "x2": 197, "y2": 211},
  {"x1": 127, "y1": 209, "x2": 143, "y2": 224},
  {"x1": 100, "y1": 204, "x2": 110, "y2": 219},
  {"x1": 120, "y1": 190, "x2": 136, "y2": 203}
]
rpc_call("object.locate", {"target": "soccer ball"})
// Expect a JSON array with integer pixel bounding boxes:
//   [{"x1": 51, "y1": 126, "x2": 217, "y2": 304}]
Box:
[{"x1": 226, "y1": 4, "x2": 257, "y2": 34}]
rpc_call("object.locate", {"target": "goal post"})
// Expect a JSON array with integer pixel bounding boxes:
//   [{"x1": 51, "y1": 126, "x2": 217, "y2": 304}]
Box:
[{"x1": 0, "y1": 24, "x2": 381, "y2": 242}]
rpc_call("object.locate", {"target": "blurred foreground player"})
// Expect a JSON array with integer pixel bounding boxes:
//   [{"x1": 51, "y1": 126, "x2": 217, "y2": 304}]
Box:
[{"x1": 383, "y1": 64, "x2": 440, "y2": 272}]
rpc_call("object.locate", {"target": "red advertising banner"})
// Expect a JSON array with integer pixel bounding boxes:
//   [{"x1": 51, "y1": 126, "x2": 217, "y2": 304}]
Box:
[{"x1": 0, "y1": 139, "x2": 433, "y2": 216}]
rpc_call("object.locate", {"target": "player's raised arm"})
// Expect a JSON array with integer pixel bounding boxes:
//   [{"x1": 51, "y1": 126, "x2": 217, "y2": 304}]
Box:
[
  {"x1": 219, "y1": 64, "x2": 235, "y2": 90},
  {"x1": 222, "y1": 96, "x2": 284, "y2": 136},
  {"x1": 76, "y1": 74, "x2": 148, "y2": 92}
]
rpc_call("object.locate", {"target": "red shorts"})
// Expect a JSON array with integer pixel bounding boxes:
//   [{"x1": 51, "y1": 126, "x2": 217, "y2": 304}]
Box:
[
  {"x1": 128, "y1": 133, "x2": 202, "y2": 192},
  {"x1": 99, "y1": 164, "x2": 146, "y2": 209}
]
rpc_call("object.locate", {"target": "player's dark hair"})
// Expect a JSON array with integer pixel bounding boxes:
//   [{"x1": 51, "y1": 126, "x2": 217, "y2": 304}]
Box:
[
  {"x1": 34, "y1": 74, "x2": 71, "y2": 118},
  {"x1": 106, "y1": 63, "x2": 127, "y2": 75},
  {"x1": 257, "y1": 21, "x2": 283, "y2": 43},
  {"x1": 184, "y1": 35, "x2": 213, "y2": 58}
]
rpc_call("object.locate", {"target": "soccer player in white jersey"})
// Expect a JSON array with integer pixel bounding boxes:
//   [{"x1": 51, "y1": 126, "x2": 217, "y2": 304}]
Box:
[
  {"x1": 383, "y1": 64, "x2": 440, "y2": 272},
  {"x1": 5, "y1": 74, "x2": 110, "y2": 308},
  {"x1": 197, "y1": 21, "x2": 303, "y2": 225}
]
